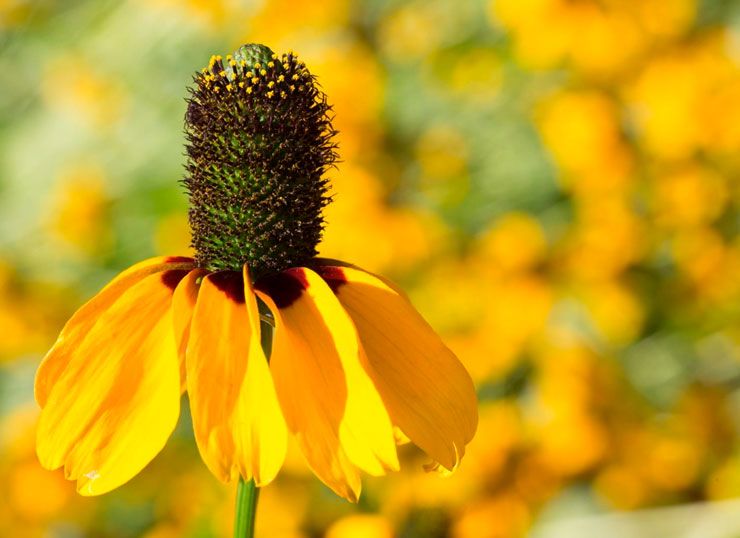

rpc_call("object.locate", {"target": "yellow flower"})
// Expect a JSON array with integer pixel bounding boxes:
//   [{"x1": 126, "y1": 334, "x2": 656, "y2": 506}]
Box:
[
  {"x1": 35, "y1": 44, "x2": 478, "y2": 503},
  {"x1": 35, "y1": 255, "x2": 477, "y2": 501}
]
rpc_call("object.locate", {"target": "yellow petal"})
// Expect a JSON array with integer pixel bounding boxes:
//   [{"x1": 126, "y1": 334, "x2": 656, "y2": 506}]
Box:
[
  {"x1": 36, "y1": 270, "x2": 185, "y2": 495},
  {"x1": 172, "y1": 269, "x2": 207, "y2": 388},
  {"x1": 256, "y1": 268, "x2": 398, "y2": 501},
  {"x1": 35, "y1": 256, "x2": 194, "y2": 407},
  {"x1": 115, "y1": 255, "x2": 194, "y2": 280},
  {"x1": 316, "y1": 264, "x2": 478, "y2": 471},
  {"x1": 186, "y1": 268, "x2": 287, "y2": 486}
]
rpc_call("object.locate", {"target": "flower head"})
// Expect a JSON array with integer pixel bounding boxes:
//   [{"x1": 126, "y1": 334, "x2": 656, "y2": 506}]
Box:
[
  {"x1": 35, "y1": 44, "x2": 478, "y2": 502},
  {"x1": 185, "y1": 43, "x2": 336, "y2": 277}
]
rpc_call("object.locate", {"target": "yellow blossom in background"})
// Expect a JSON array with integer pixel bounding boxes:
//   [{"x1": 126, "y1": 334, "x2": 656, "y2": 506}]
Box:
[
  {"x1": 652, "y1": 165, "x2": 728, "y2": 229},
  {"x1": 326, "y1": 514, "x2": 394, "y2": 538},
  {"x1": 537, "y1": 90, "x2": 632, "y2": 187},
  {"x1": 0, "y1": 408, "x2": 73, "y2": 533},
  {"x1": 453, "y1": 493, "x2": 531, "y2": 538},
  {"x1": 443, "y1": 47, "x2": 503, "y2": 100},
  {"x1": 379, "y1": 3, "x2": 445, "y2": 62},
  {"x1": 42, "y1": 55, "x2": 127, "y2": 129},
  {"x1": 47, "y1": 163, "x2": 113, "y2": 258}
]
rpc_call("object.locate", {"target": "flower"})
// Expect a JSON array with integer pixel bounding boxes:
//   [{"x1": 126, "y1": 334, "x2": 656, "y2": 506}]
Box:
[{"x1": 35, "y1": 44, "x2": 478, "y2": 502}]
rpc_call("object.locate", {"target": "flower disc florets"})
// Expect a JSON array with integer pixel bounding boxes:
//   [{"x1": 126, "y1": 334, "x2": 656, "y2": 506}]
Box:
[{"x1": 184, "y1": 44, "x2": 337, "y2": 278}]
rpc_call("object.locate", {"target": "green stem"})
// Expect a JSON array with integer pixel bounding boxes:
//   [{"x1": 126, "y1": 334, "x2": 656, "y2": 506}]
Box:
[{"x1": 234, "y1": 477, "x2": 260, "y2": 538}]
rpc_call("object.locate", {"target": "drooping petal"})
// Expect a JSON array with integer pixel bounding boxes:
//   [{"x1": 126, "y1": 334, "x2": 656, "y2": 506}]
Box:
[
  {"x1": 186, "y1": 268, "x2": 287, "y2": 486},
  {"x1": 36, "y1": 269, "x2": 187, "y2": 495},
  {"x1": 256, "y1": 267, "x2": 398, "y2": 501},
  {"x1": 172, "y1": 269, "x2": 207, "y2": 387},
  {"x1": 315, "y1": 264, "x2": 478, "y2": 471},
  {"x1": 35, "y1": 256, "x2": 194, "y2": 407}
]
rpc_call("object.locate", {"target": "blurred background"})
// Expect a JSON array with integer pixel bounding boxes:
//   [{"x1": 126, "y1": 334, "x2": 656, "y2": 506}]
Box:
[{"x1": 1, "y1": 0, "x2": 740, "y2": 536}]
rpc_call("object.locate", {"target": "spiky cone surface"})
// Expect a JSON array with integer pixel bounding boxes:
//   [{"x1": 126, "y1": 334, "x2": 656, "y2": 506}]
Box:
[{"x1": 185, "y1": 44, "x2": 337, "y2": 277}]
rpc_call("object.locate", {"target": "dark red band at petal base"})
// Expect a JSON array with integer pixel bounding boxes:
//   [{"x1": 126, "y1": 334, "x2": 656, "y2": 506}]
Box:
[
  {"x1": 209, "y1": 271, "x2": 245, "y2": 304},
  {"x1": 164, "y1": 256, "x2": 195, "y2": 264},
  {"x1": 161, "y1": 270, "x2": 191, "y2": 291},
  {"x1": 313, "y1": 265, "x2": 348, "y2": 294},
  {"x1": 256, "y1": 268, "x2": 308, "y2": 309}
]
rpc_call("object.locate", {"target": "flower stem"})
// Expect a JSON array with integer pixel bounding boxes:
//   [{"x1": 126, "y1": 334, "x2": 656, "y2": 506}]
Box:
[{"x1": 234, "y1": 477, "x2": 260, "y2": 538}]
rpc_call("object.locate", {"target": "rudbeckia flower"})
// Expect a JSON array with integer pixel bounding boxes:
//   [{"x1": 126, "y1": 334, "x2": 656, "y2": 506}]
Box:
[{"x1": 35, "y1": 44, "x2": 478, "y2": 503}]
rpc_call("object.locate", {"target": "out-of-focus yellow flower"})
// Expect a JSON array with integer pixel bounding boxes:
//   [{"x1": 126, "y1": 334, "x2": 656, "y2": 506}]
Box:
[
  {"x1": 0, "y1": 267, "x2": 41, "y2": 361},
  {"x1": 326, "y1": 514, "x2": 394, "y2": 538},
  {"x1": 567, "y1": 6, "x2": 645, "y2": 78},
  {"x1": 379, "y1": 3, "x2": 444, "y2": 61},
  {"x1": 247, "y1": 0, "x2": 348, "y2": 42},
  {"x1": 443, "y1": 47, "x2": 503, "y2": 100},
  {"x1": 0, "y1": 0, "x2": 31, "y2": 29},
  {"x1": 672, "y1": 231, "x2": 740, "y2": 308},
  {"x1": 411, "y1": 260, "x2": 491, "y2": 335},
  {"x1": 491, "y1": 0, "x2": 647, "y2": 77},
  {"x1": 308, "y1": 43, "x2": 384, "y2": 160},
  {"x1": 595, "y1": 465, "x2": 650, "y2": 509},
  {"x1": 513, "y1": 454, "x2": 562, "y2": 505},
  {"x1": 653, "y1": 165, "x2": 728, "y2": 229},
  {"x1": 42, "y1": 55, "x2": 127, "y2": 128},
  {"x1": 464, "y1": 402, "x2": 522, "y2": 480},
  {"x1": 443, "y1": 213, "x2": 554, "y2": 380},
  {"x1": 9, "y1": 461, "x2": 69, "y2": 520},
  {"x1": 579, "y1": 279, "x2": 645, "y2": 345},
  {"x1": 494, "y1": 0, "x2": 698, "y2": 77},
  {"x1": 0, "y1": 264, "x2": 68, "y2": 362},
  {"x1": 629, "y1": 54, "x2": 702, "y2": 160},
  {"x1": 47, "y1": 163, "x2": 113, "y2": 257},
  {"x1": 536, "y1": 414, "x2": 608, "y2": 477},
  {"x1": 627, "y1": 33, "x2": 733, "y2": 161},
  {"x1": 321, "y1": 164, "x2": 445, "y2": 273},
  {"x1": 0, "y1": 408, "x2": 73, "y2": 529},
  {"x1": 671, "y1": 227, "x2": 735, "y2": 302},
  {"x1": 560, "y1": 195, "x2": 645, "y2": 281},
  {"x1": 643, "y1": 436, "x2": 702, "y2": 491},
  {"x1": 633, "y1": 0, "x2": 696, "y2": 39},
  {"x1": 538, "y1": 91, "x2": 632, "y2": 185},
  {"x1": 477, "y1": 212, "x2": 547, "y2": 274},
  {"x1": 478, "y1": 276, "x2": 552, "y2": 378},
  {"x1": 141, "y1": 0, "x2": 252, "y2": 31},
  {"x1": 489, "y1": 0, "x2": 572, "y2": 70},
  {"x1": 155, "y1": 468, "x2": 224, "y2": 533},
  {"x1": 253, "y1": 483, "x2": 308, "y2": 538},
  {"x1": 380, "y1": 458, "x2": 476, "y2": 515},
  {"x1": 453, "y1": 493, "x2": 531, "y2": 538},
  {"x1": 531, "y1": 344, "x2": 609, "y2": 476},
  {"x1": 705, "y1": 74, "x2": 740, "y2": 154},
  {"x1": 706, "y1": 457, "x2": 740, "y2": 500}
]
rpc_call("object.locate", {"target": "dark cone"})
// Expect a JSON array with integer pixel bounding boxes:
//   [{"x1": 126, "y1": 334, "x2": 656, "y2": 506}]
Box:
[{"x1": 184, "y1": 44, "x2": 337, "y2": 278}]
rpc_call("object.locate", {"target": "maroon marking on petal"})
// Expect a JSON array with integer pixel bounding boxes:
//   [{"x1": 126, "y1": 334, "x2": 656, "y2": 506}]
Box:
[
  {"x1": 164, "y1": 256, "x2": 194, "y2": 264},
  {"x1": 161, "y1": 269, "x2": 190, "y2": 291},
  {"x1": 209, "y1": 271, "x2": 245, "y2": 304},
  {"x1": 314, "y1": 265, "x2": 348, "y2": 294},
  {"x1": 256, "y1": 269, "x2": 308, "y2": 309}
]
